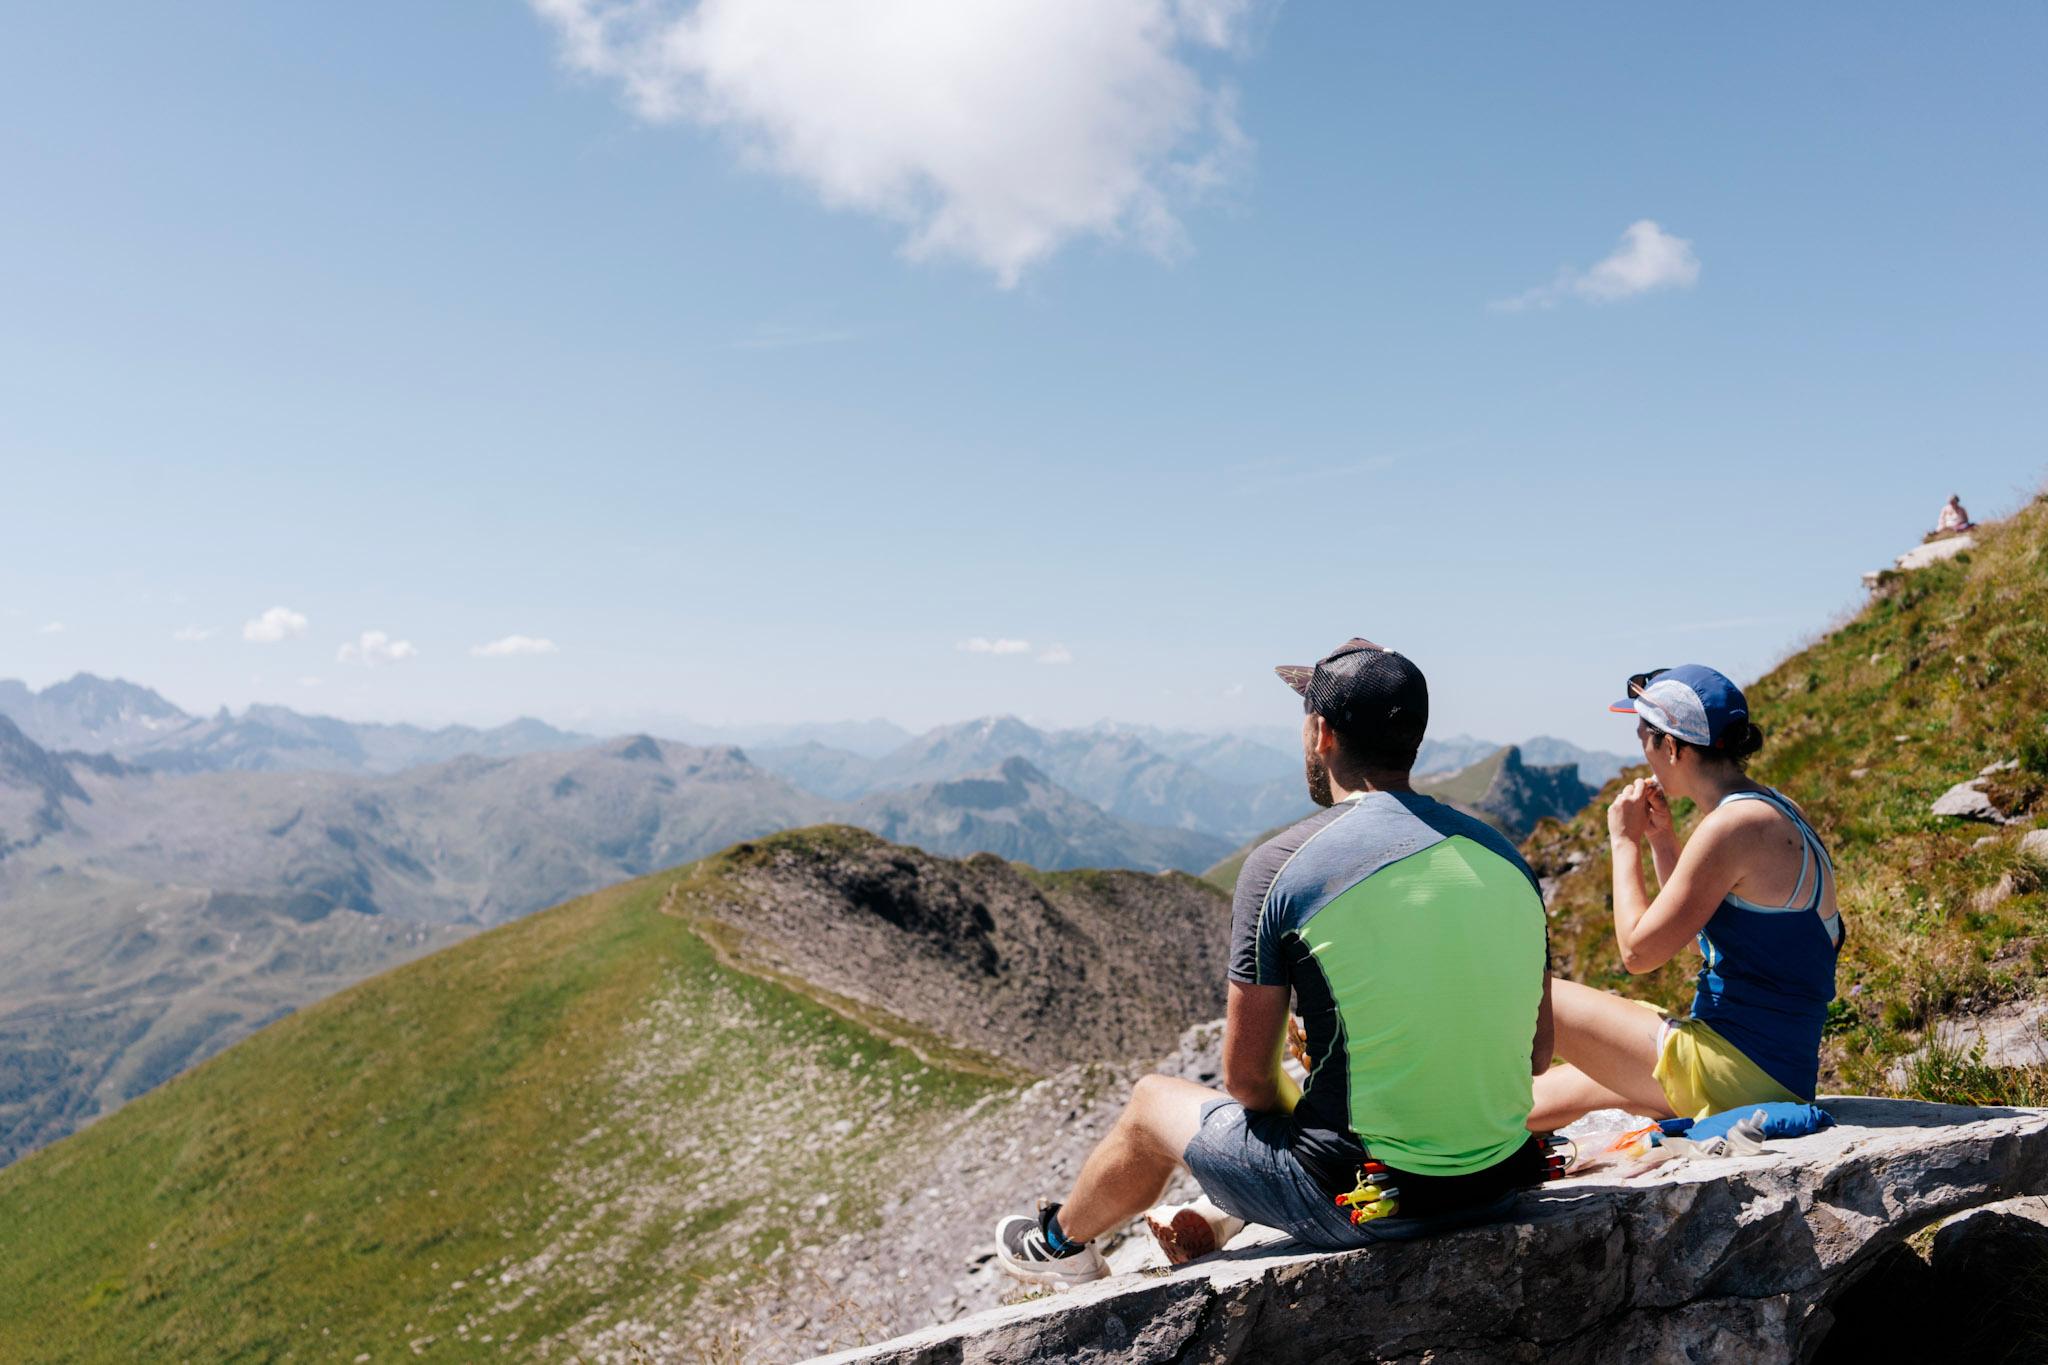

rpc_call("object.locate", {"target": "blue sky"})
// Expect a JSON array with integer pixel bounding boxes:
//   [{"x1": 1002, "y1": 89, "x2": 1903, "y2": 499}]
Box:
[{"x1": 3, "y1": 2, "x2": 2044, "y2": 750}]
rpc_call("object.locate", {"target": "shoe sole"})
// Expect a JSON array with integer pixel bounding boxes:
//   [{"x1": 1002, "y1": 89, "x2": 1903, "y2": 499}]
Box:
[
  {"x1": 1146, "y1": 1207, "x2": 1217, "y2": 1265},
  {"x1": 994, "y1": 1255, "x2": 1108, "y2": 1289}
]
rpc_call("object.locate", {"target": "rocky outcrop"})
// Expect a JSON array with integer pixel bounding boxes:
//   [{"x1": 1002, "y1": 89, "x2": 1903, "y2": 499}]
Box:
[
  {"x1": 694, "y1": 829, "x2": 1231, "y2": 1077},
  {"x1": 1931, "y1": 777, "x2": 2015, "y2": 823},
  {"x1": 814, "y1": 1098, "x2": 2048, "y2": 1365},
  {"x1": 1888, "y1": 1000, "x2": 2048, "y2": 1086},
  {"x1": 1862, "y1": 531, "x2": 1976, "y2": 590},
  {"x1": 1415, "y1": 745, "x2": 1596, "y2": 842}
]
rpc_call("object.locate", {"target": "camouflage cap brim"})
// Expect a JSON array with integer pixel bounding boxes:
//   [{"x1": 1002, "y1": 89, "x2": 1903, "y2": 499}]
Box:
[{"x1": 1275, "y1": 665, "x2": 1314, "y2": 695}]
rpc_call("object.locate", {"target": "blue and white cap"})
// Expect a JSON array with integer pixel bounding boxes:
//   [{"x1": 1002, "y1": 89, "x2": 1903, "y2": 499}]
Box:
[{"x1": 1609, "y1": 664, "x2": 1749, "y2": 747}]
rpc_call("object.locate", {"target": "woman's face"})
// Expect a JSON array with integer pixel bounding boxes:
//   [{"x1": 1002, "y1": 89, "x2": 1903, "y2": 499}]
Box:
[{"x1": 1637, "y1": 719, "x2": 1676, "y2": 784}]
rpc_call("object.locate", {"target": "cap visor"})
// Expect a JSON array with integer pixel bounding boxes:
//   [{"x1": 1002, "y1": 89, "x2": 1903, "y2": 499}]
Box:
[
  {"x1": 1608, "y1": 699, "x2": 1638, "y2": 714},
  {"x1": 1275, "y1": 665, "x2": 1313, "y2": 696}
]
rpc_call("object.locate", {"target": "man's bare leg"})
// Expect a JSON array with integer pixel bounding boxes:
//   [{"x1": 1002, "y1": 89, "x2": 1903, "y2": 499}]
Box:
[{"x1": 1052, "y1": 1074, "x2": 1221, "y2": 1244}]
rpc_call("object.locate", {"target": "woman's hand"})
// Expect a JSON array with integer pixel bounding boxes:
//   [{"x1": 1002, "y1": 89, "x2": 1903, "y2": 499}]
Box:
[
  {"x1": 1643, "y1": 779, "x2": 1674, "y2": 843},
  {"x1": 1608, "y1": 777, "x2": 1656, "y2": 844}
]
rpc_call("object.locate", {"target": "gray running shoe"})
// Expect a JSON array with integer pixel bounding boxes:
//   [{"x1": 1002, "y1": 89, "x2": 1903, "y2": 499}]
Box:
[{"x1": 993, "y1": 1208, "x2": 1108, "y2": 1288}]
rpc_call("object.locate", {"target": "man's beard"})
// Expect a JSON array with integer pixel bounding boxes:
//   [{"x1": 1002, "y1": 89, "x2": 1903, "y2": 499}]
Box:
[{"x1": 1304, "y1": 749, "x2": 1335, "y2": 807}]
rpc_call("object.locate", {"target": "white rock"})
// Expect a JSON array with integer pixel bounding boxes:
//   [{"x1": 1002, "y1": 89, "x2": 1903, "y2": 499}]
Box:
[
  {"x1": 1894, "y1": 532, "x2": 1977, "y2": 572},
  {"x1": 1932, "y1": 779, "x2": 2007, "y2": 823}
]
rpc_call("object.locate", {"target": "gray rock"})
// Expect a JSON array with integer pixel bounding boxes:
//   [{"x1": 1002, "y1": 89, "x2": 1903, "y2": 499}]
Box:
[
  {"x1": 2021, "y1": 829, "x2": 2048, "y2": 861},
  {"x1": 1888, "y1": 1002, "x2": 2048, "y2": 1087},
  {"x1": 810, "y1": 1099, "x2": 2048, "y2": 1365},
  {"x1": 1932, "y1": 778, "x2": 2008, "y2": 823},
  {"x1": 1925, "y1": 1197, "x2": 2048, "y2": 1360}
]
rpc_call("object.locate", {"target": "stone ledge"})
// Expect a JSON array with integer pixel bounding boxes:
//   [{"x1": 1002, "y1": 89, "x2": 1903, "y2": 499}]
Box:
[{"x1": 810, "y1": 1098, "x2": 2048, "y2": 1364}]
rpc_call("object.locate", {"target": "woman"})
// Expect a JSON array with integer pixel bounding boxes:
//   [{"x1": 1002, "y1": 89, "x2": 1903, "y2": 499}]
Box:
[{"x1": 1529, "y1": 664, "x2": 1842, "y2": 1130}]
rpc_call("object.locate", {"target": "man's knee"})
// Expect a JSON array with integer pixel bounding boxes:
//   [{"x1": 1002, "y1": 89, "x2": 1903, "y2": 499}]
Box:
[
  {"x1": 1122, "y1": 1073, "x2": 1213, "y2": 1155},
  {"x1": 1130, "y1": 1073, "x2": 1177, "y2": 1108}
]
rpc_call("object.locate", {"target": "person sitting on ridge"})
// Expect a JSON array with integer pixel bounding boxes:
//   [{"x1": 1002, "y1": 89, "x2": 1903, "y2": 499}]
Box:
[
  {"x1": 1527, "y1": 665, "x2": 1843, "y2": 1132},
  {"x1": 1933, "y1": 493, "x2": 1975, "y2": 538},
  {"x1": 992, "y1": 638, "x2": 1555, "y2": 1287}
]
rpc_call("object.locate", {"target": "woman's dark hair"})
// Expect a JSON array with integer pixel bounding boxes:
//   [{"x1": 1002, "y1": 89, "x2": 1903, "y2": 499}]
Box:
[{"x1": 1657, "y1": 719, "x2": 1766, "y2": 769}]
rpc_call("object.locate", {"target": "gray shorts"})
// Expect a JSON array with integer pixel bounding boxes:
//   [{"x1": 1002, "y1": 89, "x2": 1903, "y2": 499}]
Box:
[{"x1": 1181, "y1": 1098, "x2": 1520, "y2": 1250}]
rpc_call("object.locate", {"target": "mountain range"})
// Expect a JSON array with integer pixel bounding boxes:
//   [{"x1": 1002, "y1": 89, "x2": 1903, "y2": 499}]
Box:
[
  {"x1": 0, "y1": 827, "x2": 1232, "y2": 1361},
  {"x1": 0, "y1": 716, "x2": 1220, "y2": 1164},
  {"x1": 0, "y1": 673, "x2": 1625, "y2": 1165}
]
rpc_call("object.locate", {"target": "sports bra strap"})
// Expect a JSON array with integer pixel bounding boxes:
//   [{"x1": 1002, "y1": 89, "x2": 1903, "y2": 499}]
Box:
[{"x1": 1717, "y1": 789, "x2": 1833, "y2": 916}]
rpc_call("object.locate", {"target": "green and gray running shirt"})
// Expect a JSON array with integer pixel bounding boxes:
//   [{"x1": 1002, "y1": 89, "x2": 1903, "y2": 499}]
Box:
[{"x1": 1230, "y1": 790, "x2": 1548, "y2": 1188}]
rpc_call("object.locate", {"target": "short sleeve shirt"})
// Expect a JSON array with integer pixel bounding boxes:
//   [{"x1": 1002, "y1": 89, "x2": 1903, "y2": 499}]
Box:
[{"x1": 1229, "y1": 791, "x2": 1549, "y2": 1182}]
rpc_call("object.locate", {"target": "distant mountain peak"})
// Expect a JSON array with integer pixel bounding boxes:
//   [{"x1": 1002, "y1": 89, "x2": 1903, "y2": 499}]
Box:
[
  {"x1": 610, "y1": 735, "x2": 664, "y2": 763},
  {"x1": 992, "y1": 755, "x2": 1047, "y2": 784}
]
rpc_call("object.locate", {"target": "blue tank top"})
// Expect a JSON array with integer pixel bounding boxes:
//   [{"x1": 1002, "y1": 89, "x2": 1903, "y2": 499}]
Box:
[{"x1": 1689, "y1": 789, "x2": 1843, "y2": 1101}]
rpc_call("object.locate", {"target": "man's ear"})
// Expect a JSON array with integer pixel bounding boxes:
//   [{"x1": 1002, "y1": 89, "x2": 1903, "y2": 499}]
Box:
[{"x1": 1311, "y1": 714, "x2": 1339, "y2": 756}]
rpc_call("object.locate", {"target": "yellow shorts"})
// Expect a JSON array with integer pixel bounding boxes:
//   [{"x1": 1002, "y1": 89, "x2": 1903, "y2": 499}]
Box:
[{"x1": 1634, "y1": 1001, "x2": 1803, "y2": 1120}]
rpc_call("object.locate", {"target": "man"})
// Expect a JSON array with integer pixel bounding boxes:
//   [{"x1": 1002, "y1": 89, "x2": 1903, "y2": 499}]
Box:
[{"x1": 994, "y1": 639, "x2": 1555, "y2": 1286}]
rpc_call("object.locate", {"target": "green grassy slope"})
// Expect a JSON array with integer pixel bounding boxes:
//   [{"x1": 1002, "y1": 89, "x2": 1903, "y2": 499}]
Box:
[
  {"x1": 1526, "y1": 493, "x2": 2048, "y2": 1095},
  {"x1": 1414, "y1": 745, "x2": 1510, "y2": 808},
  {"x1": 0, "y1": 834, "x2": 1004, "y2": 1363}
]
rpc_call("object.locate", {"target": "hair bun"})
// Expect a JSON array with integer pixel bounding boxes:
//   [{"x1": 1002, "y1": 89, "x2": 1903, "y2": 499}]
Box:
[{"x1": 1725, "y1": 720, "x2": 1765, "y2": 760}]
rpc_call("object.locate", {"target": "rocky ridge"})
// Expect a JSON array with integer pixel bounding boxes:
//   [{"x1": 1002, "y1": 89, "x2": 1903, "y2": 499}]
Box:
[{"x1": 815, "y1": 1097, "x2": 2048, "y2": 1364}]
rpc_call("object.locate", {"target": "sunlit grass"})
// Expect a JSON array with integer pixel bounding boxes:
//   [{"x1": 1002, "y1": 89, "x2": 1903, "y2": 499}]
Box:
[{"x1": 1524, "y1": 489, "x2": 2048, "y2": 1095}]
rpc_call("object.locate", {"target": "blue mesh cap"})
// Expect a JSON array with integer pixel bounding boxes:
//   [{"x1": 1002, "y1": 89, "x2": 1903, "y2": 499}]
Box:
[
  {"x1": 1276, "y1": 638, "x2": 1429, "y2": 750},
  {"x1": 1609, "y1": 664, "x2": 1749, "y2": 747}
]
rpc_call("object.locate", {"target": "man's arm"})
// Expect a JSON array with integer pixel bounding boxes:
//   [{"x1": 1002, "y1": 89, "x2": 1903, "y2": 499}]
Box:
[
  {"x1": 1221, "y1": 980, "x2": 1301, "y2": 1115},
  {"x1": 1531, "y1": 971, "x2": 1556, "y2": 1076}
]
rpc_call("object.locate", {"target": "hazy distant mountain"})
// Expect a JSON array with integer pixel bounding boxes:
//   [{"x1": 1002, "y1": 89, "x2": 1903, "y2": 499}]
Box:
[
  {"x1": 754, "y1": 716, "x2": 1303, "y2": 842},
  {"x1": 0, "y1": 732, "x2": 831, "y2": 1165},
  {"x1": 0, "y1": 721, "x2": 1243, "y2": 1163},
  {"x1": 622, "y1": 716, "x2": 914, "y2": 759},
  {"x1": 1414, "y1": 733, "x2": 1513, "y2": 776},
  {"x1": 123, "y1": 704, "x2": 590, "y2": 775},
  {"x1": 0, "y1": 674, "x2": 190, "y2": 751},
  {"x1": 1518, "y1": 736, "x2": 1633, "y2": 786},
  {"x1": 0, "y1": 674, "x2": 591, "y2": 776},
  {"x1": 748, "y1": 740, "x2": 884, "y2": 800},
  {"x1": 849, "y1": 757, "x2": 1230, "y2": 873},
  {"x1": 1414, "y1": 745, "x2": 1597, "y2": 840},
  {"x1": 0, "y1": 715, "x2": 89, "y2": 850},
  {"x1": 1143, "y1": 732, "x2": 1299, "y2": 788}
]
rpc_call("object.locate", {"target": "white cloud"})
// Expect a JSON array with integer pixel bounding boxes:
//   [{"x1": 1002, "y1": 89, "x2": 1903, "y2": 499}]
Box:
[
  {"x1": 37, "y1": 621, "x2": 66, "y2": 635},
  {"x1": 470, "y1": 634, "x2": 561, "y2": 658},
  {"x1": 297, "y1": 676, "x2": 323, "y2": 688},
  {"x1": 173, "y1": 625, "x2": 217, "y2": 643},
  {"x1": 958, "y1": 636, "x2": 1033, "y2": 655},
  {"x1": 337, "y1": 630, "x2": 419, "y2": 667},
  {"x1": 1037, "y1": 644, "x2": 1075, "y2": 665},
  {"x1": 530, "y1": 0, "x2": 1259, "y2": 286},
  {"x1": 1495, "y1": 220, "x2": 1701, "y2": 311},
  {"x1": 243, "y1": 606, "x2": 309, "y2": 643}
]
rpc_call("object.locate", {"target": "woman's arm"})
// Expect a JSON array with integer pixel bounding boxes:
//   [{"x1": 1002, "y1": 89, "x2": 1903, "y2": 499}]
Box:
[
  {"x1": 1644, "y1": 783, "x2": 1680, "y2": 886},
  {"x1": 1610, "y1": 783, "x2": 1744, "y2": 974}
]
